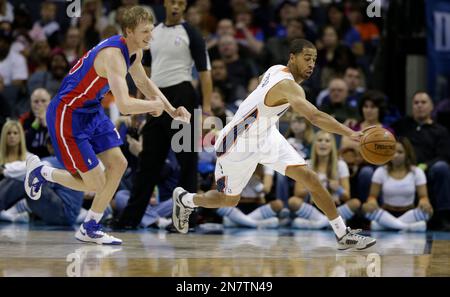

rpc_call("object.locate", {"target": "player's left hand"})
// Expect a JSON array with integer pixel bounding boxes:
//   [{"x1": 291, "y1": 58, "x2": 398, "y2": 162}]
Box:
[{"x1": 171, "y1": 106, "x2": 191, "y2": 123}]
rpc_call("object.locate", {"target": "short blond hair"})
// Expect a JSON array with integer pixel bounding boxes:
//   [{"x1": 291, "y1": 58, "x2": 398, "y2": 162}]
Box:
[{"x1": 121, "y1": 6, "x2": 153, "y2": 37}]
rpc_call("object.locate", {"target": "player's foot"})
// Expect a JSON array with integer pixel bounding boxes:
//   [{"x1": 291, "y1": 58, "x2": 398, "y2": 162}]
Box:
[
  {"x1": 24, "y1": 155, "x2": 46, "y2": 200},
  {"x1": 75, "y1": 220, "x2": 122, "y2": 245},
  {"x1": 337, "y1": 227, "x2": 377, "y2": 250},
  {"x1": 172, "y1": 187, "x2": 194, "y2": 234}
]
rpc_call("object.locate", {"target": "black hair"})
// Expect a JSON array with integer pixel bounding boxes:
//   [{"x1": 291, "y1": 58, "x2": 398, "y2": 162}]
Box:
[
  {"x1": 358, "y1": 90, "x2": 387, "y2": 121},
  {"x1": 289, "y1": 38, "x2": 315, "y2": 55}
]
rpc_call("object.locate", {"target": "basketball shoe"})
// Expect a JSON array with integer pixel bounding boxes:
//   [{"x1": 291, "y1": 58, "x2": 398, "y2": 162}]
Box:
[
  {"x1": 337, "y1": 227, "x2": 377, "y2": 250},
  {"x1": 24, "y1": 155, "x2": 46, "y2": 200},
  {"x1": 172, "y1": 187, "x2": 194, "y2": 234},
  {"x1": 75, "y1": 219, "x2": 122, "y2": 245}
]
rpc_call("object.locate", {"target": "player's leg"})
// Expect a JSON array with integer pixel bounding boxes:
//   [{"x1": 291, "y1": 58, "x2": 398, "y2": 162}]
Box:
[
  {"x1": 25, "y1": 107, "x2": 105, "y2": 198},
  {"x1": 265, "y1": 130, "x2": 375, "y2": 249},
  {"x1": 74, "y1": 112, "x2": 127, "y2": 244},
  {"x1": 286, "y1": 165, "x2": 376, "y2": 249},
  {"x1": 90, "y1": 147, "x2": 128, "y2": 213},
  {"x1": 74, "y1": 147, "x2": 126, "y2": 245},
  {"x1": 172, "y1": 188, "x2": 241, "y2": 233},
  {"x1": 172, "y1": 153, "x2": 258, "y2": 233}
]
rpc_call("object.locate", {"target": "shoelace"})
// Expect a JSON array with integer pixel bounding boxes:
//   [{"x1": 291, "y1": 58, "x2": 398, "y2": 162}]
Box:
[
  {"x1": 87, "y1": 221, "x2": 106, "y2": 236},
  {"x1": 181, "y1": 208, "x2": 193, "y2": 226},
  {"x1": 347, "y1": 228, "x2": 366, "y2": 240}
]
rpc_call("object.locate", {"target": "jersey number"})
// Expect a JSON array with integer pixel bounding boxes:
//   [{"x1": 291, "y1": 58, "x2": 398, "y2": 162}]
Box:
[{"x1": 69, "y1": 49, "x2": 92, "y2": 75}]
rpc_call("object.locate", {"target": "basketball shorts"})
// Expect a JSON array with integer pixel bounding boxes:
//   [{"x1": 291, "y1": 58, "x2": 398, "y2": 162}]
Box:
[
  {"x1": 215, "y1": 128, "x2": 306, "y2": 195},
  {"x1": 47, "y1": 101, "x2": 123, "y2": 174}
]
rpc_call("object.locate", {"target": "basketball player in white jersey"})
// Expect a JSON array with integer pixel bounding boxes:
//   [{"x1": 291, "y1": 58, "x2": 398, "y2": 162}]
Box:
[{"x1": 173, "y1": 39, "x2": 376, "y2": 250}]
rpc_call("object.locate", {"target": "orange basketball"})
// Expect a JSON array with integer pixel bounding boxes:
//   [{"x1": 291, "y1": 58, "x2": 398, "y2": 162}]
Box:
[{"x1": 359, "y1": 127, "x2": 396, "y2": 165}]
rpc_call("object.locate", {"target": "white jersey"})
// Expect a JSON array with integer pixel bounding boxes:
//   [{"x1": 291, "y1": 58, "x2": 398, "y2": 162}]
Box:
[{"x1": 215, "y1": 65, "x2": 295, "y2": 156}]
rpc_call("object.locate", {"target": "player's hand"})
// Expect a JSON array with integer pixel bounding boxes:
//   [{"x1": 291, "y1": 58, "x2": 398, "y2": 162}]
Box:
[
  {"x1": 170, "y1": 106, "x2": 191, "y2": 123},
  {"x1": 349, "y1": 131, "x2": 363, "y2": 143},
  {"x1": 350, "y1": 125, "x2": 377, "y2": 142}
]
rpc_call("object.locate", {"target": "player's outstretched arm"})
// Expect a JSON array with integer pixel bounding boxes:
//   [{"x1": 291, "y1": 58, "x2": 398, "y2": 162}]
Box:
[
  {"x1": 276, "y1": 80, "x2": 361, "y2": 141},
  {"x1": 129, "y1": 50, "x2": 191, "y2": 123},
  {"x1": 103, "y1": 48, "x2": 164, "y2": 116}
]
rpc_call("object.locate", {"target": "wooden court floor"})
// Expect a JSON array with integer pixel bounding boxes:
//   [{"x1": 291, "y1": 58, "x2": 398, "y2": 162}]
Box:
[{"x1": 0, "y1": 223, "x2": 449, "y2": 277}]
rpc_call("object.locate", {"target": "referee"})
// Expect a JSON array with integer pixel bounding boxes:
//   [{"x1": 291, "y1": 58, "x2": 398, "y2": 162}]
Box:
[{"x1": 117, "y1": 0, "x2": 212, "y2": 228}]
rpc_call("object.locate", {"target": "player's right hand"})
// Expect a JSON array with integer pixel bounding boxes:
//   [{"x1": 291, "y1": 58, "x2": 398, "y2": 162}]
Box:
[
  {"x1": 349, "y1": 131, "x2": 363, "y2": 143},
  {"x1": 350, "y1": 125, "x2": 377, "y2": 142},
  {"x1": 171, "y1": 106, "x2": 191, "y2": 123}
]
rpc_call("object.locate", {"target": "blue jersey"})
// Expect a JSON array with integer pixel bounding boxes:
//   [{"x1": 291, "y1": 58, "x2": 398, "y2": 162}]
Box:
[
  {"x1": 47, "y1": 35, "x2": 131, "y2": 174},
  {"x1": 53, "y1": 35, "x2": 131, "y2": 113}
]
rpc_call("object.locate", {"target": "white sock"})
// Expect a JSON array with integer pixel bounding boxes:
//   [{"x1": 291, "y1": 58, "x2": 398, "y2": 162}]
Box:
[
  {"x1": 330, "y1": 216, "x2": 348, "y2": 239},
  {"x1": 217, "y1": 207, "x2": 258, "y2": 228},
  {"x1": 84, "y1": 209, "x2": 103, "y2": 223},
  {"x1": 366, "y1": 209, "x2": 407, "y2": 230},
  {"x1": 337, "y1": 204, "x2": 355, "y2": 220},
  {"x1": 247, "y1": 204, "x2": 276, "y2": 220},
  {"x1": 181, "y1": 193, "x2": 196, "y2": 208},
  {"x1": 41, "y1": 165, "x2": 55, "y2": 182},
  {"x1": 398, "y1": 208, "x2": 430, "y2": 223}
]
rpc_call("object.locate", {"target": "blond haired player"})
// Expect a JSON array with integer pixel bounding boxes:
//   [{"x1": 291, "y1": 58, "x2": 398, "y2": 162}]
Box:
[{"x1": 24, "y1": 6, "x2": 190, "y2": 245}]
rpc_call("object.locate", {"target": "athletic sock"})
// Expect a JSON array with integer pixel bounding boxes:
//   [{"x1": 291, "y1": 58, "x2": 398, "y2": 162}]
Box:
[
  {"x1": 181, "y1": 193, "x2": 196, "y2": 208},
  {"x1": 40, "y1": 165, "x2": 55, "y2": 182},
  {"x1": 330, "y1": 216, "x2": 347, "y2": 239},
  {"x1": 85, "y1": 209, "x2": 103, "y2": 224}
]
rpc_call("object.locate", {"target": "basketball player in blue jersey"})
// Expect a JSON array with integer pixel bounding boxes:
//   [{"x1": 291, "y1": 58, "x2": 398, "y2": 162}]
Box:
[
  {"x1": 23, "y1": 6, "x2": 190, "y2": 245},
  {"x1": 173, "y1": 39, "x2": 376, "y2": 250}
]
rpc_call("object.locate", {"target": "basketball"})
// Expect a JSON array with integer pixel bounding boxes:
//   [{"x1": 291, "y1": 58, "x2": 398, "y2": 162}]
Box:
[{"x1": 360, "y1": 127, "x2": 396, "y2": 165}]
